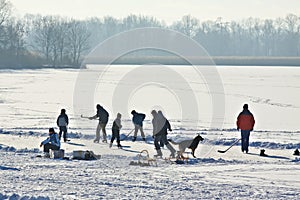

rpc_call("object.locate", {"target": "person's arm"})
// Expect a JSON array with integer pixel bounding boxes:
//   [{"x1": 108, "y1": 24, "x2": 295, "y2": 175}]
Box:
[
  {"x1": 89, "y1": 114, "x2": 98, "y2": 120},
  {"x1": 251, "y1": 115, "x2": 255, "y2": 131},
  {"x1": 236, "y1": 114, "x2": 241, "y2": 130},
  {"x1": 65, "y1": 115, "x2": 69, "y2": 125},
  {"x1": 116, "y1": 118, "x2": 122, "y2": 129},
  {"x1": 166, "y1": 120, "x2": 172, "y2": 131},
  {"x1": 40, "y1": 137, "x2": 50, "y2": 147}
]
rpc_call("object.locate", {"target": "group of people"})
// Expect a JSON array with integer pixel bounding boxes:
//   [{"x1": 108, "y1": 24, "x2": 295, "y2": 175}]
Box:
[
  {"x1": 40, "y1": 103, "x2": 257, "y2": 158},
  {"x1": 40, "y1": 109, "x2": 69, "y2": 157}
]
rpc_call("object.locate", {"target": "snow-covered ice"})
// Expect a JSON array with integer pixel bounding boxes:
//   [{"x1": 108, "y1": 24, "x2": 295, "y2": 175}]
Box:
[{"x1": 0, "y1": 66, "x2": 300, "y2": 199}]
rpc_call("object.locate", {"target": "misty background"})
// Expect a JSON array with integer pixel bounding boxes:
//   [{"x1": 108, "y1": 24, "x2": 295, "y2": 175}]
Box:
[{"x1": 1, "y1": 0, "x2": 300, "y2": 68}]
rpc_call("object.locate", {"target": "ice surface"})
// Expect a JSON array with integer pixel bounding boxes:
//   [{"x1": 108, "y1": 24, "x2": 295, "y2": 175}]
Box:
[{"x1": 0, "y1": 66, "x2": 300, "y2": 199}]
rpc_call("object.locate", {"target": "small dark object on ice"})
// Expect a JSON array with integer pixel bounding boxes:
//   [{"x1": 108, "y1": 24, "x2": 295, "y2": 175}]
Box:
[
  {"x1": 175, "y1": 159, "x2": 185, "y2": 164},
  {"x1": 260, "y1": 149, "x2": 268, "y2": 157},
  {"x1": 293, "y1": 149, "x2": 300, "y2": 156}
]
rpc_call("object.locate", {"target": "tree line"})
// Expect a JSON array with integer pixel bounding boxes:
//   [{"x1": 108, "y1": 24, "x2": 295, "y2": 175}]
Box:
[{"x1": 0, "y1": 0, "x2": 300, "y2": 68}]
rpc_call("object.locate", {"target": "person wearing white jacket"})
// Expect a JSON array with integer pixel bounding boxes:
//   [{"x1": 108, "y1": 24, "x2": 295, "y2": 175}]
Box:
[{"x1": 40, "y1": 128, "x2": 61, "y2": 157}]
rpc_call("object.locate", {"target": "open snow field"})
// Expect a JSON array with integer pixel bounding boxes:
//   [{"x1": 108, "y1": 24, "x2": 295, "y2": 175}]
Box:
[{"x1": 0, "y1": 66, "x2": 300, "y2": 199}]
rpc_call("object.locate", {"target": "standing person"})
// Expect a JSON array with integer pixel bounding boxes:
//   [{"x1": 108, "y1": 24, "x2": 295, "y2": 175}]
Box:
[
  {"x1": 110, "y1": 113, "x2": 122, "y2": 148},
  {"x1": 153, "y1": 110, "x2": 176, "y2": 158},
  {"x1": 89, "y1": 104, "x2": 109, "y2": 143},
  {"x1": 237, "y1": 104, "x2": 255, "y2": 153},
  {"x1": 56, "y1": 109, "x2": 69, "y2": 142},
  {"x1": 131, "y1": 110, "x2": 146, "y2": 142},
  {"x1": 40, "y1": 128, "x2": 60, "y2": 158}
]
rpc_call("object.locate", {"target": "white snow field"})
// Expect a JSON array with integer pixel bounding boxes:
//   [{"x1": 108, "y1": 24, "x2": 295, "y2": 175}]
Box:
[{"x1": 0, "y1": 66, "x2": 300, "y2": 199}]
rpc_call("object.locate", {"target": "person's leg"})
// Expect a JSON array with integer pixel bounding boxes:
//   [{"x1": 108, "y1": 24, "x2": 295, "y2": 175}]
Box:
[
  {"x1": 44, "y1": 143, "x2": 59, "y2": 152},
  {"x1": 116, "y1": 130, "x2": 121, "y2": 148},
  {"x1": 132, "y1": 124, "x2": 138, "y2": 141},
  {"x1": 160, "y1": 137, "x2": 164, "y2": 148},
  {"x1": 62, "y1": 126, "x2": 67, "y2": 142},
  {"x1": 154, "y1": 135, "x2": 162, "y2": 157},
  {"x1": 43, "y1": 143, "x2": 51, "y2": 153},
  {"x1": 101, "y1": 123, "x2": 107, "y2": 142},
  {"x1": 95, "y1": 123, "x2": 101, "y2": 142},
  {"x1": 245, "y1": 131, "x2": 250, "y2": 153},
  {"x1": 111, "y1": 130, "x2": 116, "y2": 143},
  {"x1": 163, "y1": 134, "x2": 176, "y2": 158},
  {"x1": 241, "y1": 130, "x2": 247, "y2": 152},
  {"x1": 58, "y1": 127, "x2": 63, "y2": 140},
  {"x1": 139, "y1": 126, "x2": 146, "y2": 141}
]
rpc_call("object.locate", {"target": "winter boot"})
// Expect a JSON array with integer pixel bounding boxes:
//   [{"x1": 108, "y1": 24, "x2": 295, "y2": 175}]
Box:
[
  {"x1": 132, "y1": 137, "x2": 137, "y2": 142},
  {"x1": 166, "y1": 144, "x2": 176, "y2": 158},
  {"x1": 154, "y1": 149, "x2": 163, "y2": 158},
  {"x1": 143, "y1": 138, "x2": 146, "y2": 142},
  {"x1": 117, "y1": 144, "x2": 122, "y2": 149},
  {"x1": 294, "y1": 149, "x2": 300, "y2": 156},
  {"x1": 94, "y1": 138, "x2": 99, "y2": 143},
  {"x1": 109, "y1": 142, "x2": 112, "y2": 148}
]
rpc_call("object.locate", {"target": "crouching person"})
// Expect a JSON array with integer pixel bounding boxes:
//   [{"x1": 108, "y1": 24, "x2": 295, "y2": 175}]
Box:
[{"x1": 40, "y1": 128, "x2": 61, "y2": 158}]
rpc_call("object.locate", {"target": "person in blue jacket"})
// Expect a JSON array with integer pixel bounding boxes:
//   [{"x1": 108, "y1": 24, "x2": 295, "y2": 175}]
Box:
[
  {"x1": 40, "y1": 128, "x2": 61, "y2": 157},
  {"x1": 131, "y1": 110, "x2": 146, "y2": 142}
]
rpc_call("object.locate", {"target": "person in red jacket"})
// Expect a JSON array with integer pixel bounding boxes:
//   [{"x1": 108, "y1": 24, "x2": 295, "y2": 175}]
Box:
[{"x1": 236, "y1": 104, "x2": 255, "y2": 153}]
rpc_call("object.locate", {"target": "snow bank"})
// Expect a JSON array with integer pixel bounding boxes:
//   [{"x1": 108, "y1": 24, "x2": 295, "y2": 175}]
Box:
[
  {"x1": 0, "y1": 144, "x2": 40, "y2": 153},
  {"x1": 0, "y1": 193, "x2": 49, "y2": 200}
]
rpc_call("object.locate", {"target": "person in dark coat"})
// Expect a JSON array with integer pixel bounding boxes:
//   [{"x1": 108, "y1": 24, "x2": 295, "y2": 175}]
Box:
[
  {"x1": 237, "y1": 104, "x2": 255, "y2": 153},
  {"x1": 131, "y1": 110, "x2": 146, "y2": 142},
  {"x1": 152, "y1": 110, "x2": 176, "y2": 158},
  {"x1": 89, "y1": 104, "x2": 109, "y2": 143},
  {"x1": 56, "y1": 109, "x2": 69, "y2": 142},
  {"x1": 40, "y1": 128, "x2": 60, "y2": 158},
  {"x1": 110, "y1": 113, "x2": 122, "y2": 148}
]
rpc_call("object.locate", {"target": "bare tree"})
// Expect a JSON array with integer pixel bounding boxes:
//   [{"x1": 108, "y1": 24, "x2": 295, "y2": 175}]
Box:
[
  {"x1": 171, "y1": 15, "x2": 200, "y2": 38},
  {"x1": 0, "y1": 0, "x2": 11, "y2": 26},
  {"x1": 67, "y1": 20, "x2": 90, "y2": 66}
]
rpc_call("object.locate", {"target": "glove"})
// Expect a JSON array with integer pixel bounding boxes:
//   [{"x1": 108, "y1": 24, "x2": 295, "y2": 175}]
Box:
[
  {"x1": 250, "y1": 129, "x2": 253, "y2": 131},
  {"x1": 237, "y1": 128, "x2": 240, "y2": 131},
  {"x1": 169, "y1": 129, "x2": 172, "y2": 132},
  {"x1": 40, "y1": 143, "x2": 43, "y2": 147}
]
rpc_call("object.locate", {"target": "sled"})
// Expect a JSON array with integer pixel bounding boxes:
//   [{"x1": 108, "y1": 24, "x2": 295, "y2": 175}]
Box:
[{"x1": 129, "y1": 150, "x2": 157, "y2": 167}]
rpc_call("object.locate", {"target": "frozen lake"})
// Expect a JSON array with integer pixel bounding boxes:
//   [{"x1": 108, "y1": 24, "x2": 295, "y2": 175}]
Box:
[
  {"x1": 0, "y1": 65, "x2": 299, "y2": 132},
  {"x1": 0, "y1": 65, "x2": 300, "y2": 199}
]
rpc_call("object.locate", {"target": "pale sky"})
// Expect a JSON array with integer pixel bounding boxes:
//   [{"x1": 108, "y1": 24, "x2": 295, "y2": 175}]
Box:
[{"x1": 9, "y1": 0, "x2": 300, "y2": 24}]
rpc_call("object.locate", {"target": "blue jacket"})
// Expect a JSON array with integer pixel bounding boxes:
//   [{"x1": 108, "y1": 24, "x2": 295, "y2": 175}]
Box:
[
  {"x1": 132, "y1": 113, "x2": 146, "y2": 126},
  {"x1": 41, "y1": 133, "x2": 61, "y2": 148}
]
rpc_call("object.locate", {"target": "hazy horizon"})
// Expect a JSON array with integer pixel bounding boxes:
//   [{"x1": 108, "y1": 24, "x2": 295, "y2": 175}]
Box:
[{"x1": 10, "y1": 0, "x2": 300, "y2": 24}]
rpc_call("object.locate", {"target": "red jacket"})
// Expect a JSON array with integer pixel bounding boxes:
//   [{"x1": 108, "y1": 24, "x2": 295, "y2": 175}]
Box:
[{"x1": 237, "y1": 109, "x2": 255, "y2": 131}]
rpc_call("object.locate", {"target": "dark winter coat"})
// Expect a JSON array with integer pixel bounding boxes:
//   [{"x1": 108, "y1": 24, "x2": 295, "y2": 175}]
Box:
[
  {"x1": 97, "y1": 107, "x2": 109, "y2": 124},
  {"x1": 112, "y1": 118, "x2": 122, "y2": 130},
  {"x1": 57, "y1": 114, "x2": 69, "y2": 127},
  {"x1": 132, "y1": 113, "x2": 146, "y2": 126},
  {"x1": 237, "y1": 109, "x2": 255, "y2": 131}
]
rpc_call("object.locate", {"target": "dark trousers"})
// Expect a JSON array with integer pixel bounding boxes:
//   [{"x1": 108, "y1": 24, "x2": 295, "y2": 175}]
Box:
[
  {"x1": 154, "y1": 134, "x2": 169, "y2": 150},
  {"x1": 241, "y1": 130, "x2": 250, "y2": 152},
  {"x1": 111, "y1": 129, "x2": 121, "y2": 146},
  {"x1": 44, "y1": 143, "x2": 60, "y2": 153},
  {"x1": 59, "y1": 126, "x2": 67, "y2": 141}
]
